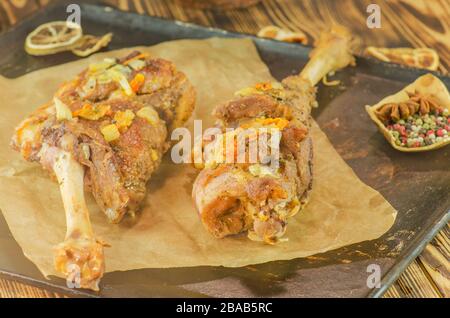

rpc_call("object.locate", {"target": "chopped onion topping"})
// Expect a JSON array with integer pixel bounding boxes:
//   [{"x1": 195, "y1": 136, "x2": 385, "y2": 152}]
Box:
[
  {"x1": 136, "y1": 106, "x2": 160, "y2": 125},
  {"x1": 101, "y1": 124, "x2": 120, "y2": 142},
  {"x1": 54, "y1": 97, "x2": 73, "y2": 121},
  {"x1": 128, "y1": 59, "x2": 146, "y2": 71},
  {"x1": 114, "y1": 109, "x2": 135, "y2": 131},
  {"x1": 248, "y1": 164, "x2": 278, "y2": 177}
]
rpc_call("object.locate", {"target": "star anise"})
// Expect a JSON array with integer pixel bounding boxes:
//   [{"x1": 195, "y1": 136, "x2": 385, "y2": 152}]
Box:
[{"x1": 375, "y1": 91, "x2": 443, "y2": 122}]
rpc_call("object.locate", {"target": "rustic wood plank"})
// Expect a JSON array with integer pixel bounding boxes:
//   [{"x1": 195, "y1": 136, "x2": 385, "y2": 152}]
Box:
[
  {"x1": 418, "y1": 226, "x2": 450, "y2": 297},
  {"x1": 383, "y1": 258, "x2": 442, "y2": 298},
  {"x1": 0, "y1": 2, "x2": 9, "y2": 33},
  {"x1": 0, "y1": 0, "x2": 448, "y2": 299},
  {"x1": 0, "y1": 0, "x2": 41, "y2": 26},
  {"x1": 0, "y1": 277, "x2": 66, "y2": 298},
  {"x1": 120, "y1": 0, "x2": 450, "y2": 73}
]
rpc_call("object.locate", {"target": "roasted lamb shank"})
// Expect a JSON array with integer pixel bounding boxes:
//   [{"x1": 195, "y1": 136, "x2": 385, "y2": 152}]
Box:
[
  {"x1": 193, "y1": 26, "x2": 354, "y2": 244},
  {"x1": 11, "y1": 51, "x2": 195, "y2": 290}
]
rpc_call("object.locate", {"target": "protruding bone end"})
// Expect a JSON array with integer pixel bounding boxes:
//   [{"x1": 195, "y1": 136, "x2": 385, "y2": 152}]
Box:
[
  {"x1": 54, "y1": 238, "x2": 105, "y2": 291},
  {"x1": 300, "y1": 24, "x2": 355, "y2": 86}
]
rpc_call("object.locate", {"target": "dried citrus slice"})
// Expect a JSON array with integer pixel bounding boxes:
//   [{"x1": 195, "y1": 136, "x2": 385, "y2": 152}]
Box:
[
  {"x1": 365, "y1": 46, "x2": 440, "y2": 71},
  {"x1": 257, "y1": 25, "x2": 308, "y2": 44},
  {"x1": 25, "y1": 21, "x2": 83, "y2": 56},
  {"x1": 71, "y1": 33, "x2": 113, "y2": 57}
]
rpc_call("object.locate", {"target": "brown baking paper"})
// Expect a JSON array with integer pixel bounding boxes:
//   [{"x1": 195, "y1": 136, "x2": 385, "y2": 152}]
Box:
[{"x1": 0, "y1": 38, "x2": 396, "y2": 278}]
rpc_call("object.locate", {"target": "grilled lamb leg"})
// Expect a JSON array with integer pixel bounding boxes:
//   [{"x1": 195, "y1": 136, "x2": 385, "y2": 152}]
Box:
[
  {"x1": 193, "y1": 25, "x2": 354, "y2": 243},
  {"x1": 11, "y1": 52, "x2": 195, "y2": 289}
]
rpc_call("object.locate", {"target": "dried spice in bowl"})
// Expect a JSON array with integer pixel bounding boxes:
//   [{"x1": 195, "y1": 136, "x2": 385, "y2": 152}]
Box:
[
  {"x1": 366, "y1": 74, "x2": 450, "y2": 152},
  {"x1": 377, "y1": 92, "x2": 450, "y2": 148}
]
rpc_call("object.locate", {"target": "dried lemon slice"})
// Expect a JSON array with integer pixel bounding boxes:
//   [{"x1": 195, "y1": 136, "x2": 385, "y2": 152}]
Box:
[
  {"x1": 257, "y1": 25, "x2": 308, "y2": 44},
  {"x1": 71, "y1": 33, "x2": 113, "y2": 57},
  {"x1": 25, "y1": 21, "x2": 83, "y2": 56},
  {"x1": 365, "y1": 46, "x2": 440, "y2": 71}
]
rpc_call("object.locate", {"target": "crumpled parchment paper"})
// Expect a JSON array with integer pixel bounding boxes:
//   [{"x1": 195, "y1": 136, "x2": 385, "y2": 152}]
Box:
[{"x1": 0, "y1": 38, "x2": 396, "y2": 277}]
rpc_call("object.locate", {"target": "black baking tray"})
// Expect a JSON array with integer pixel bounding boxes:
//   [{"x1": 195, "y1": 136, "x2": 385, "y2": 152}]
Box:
[{"x1": 0, "y1": 2, "x2": 448, "y2": 298}]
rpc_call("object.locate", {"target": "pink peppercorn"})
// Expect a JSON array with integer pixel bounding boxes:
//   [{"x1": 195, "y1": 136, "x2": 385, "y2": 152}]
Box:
[
  {"x1": 414, "y1": 141, "x2": 421, "y2": 148},
  {"x1": 427, "y1": 130, "x2": 435, "y2": 136},
  {"x1": 447, "y1": 118, "x2": 450, "y2": 124},
  {"x1": 436, "y1": 129, "x2": 444, "y2": 137}
]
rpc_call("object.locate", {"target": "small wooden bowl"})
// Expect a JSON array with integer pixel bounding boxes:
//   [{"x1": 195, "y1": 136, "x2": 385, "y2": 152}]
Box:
[
  {"x1": 366, "y1": 73, "x2": 450, "y2": 152},
  {"x1": 176, "y1": 0, "x2": 262, "y2": 10}
]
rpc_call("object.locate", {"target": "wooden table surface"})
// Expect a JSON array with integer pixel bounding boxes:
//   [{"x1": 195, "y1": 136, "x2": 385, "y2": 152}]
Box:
[{"x1": 0, "y1": 0, "x2": 448, "y2": 298}]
